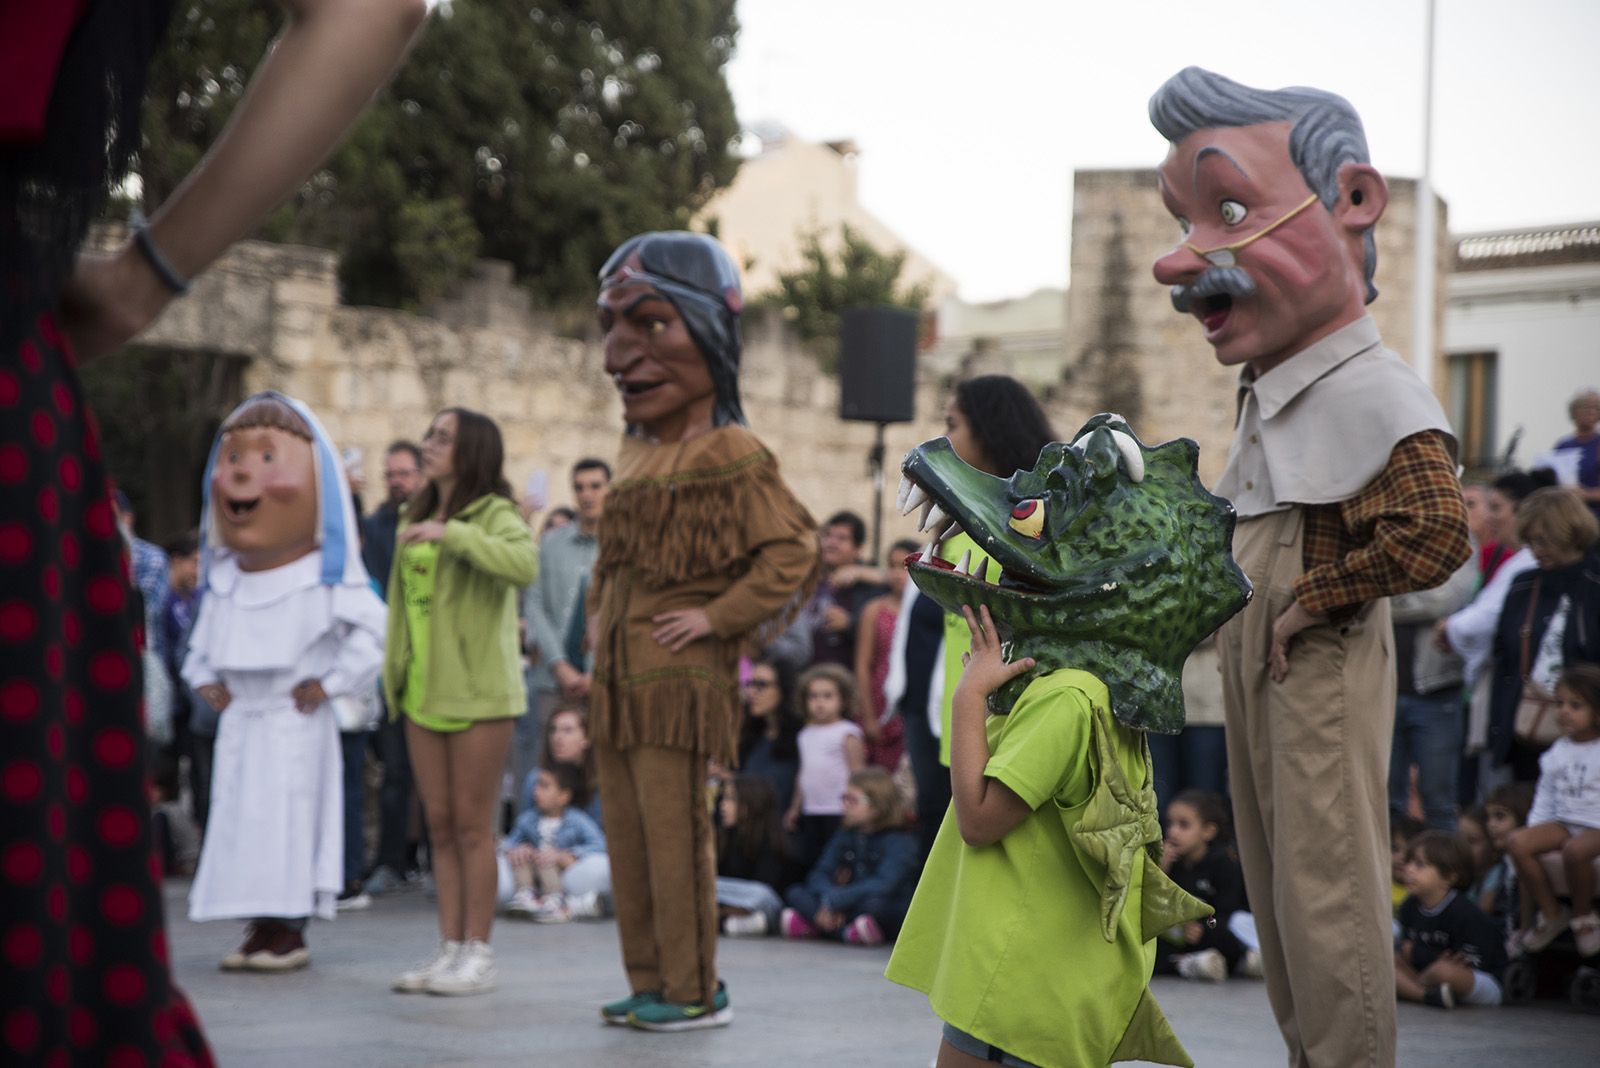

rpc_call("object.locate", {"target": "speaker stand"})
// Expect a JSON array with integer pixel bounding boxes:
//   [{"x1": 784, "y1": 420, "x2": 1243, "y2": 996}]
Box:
[{"x1": 867, "y1": 421, "x2": 887, "y2": 566}]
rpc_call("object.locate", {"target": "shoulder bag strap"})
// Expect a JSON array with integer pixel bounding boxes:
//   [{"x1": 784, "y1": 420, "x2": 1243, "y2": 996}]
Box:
[{"x1": 1518, "y1": 574, "x2": 1543, "y2": 681}]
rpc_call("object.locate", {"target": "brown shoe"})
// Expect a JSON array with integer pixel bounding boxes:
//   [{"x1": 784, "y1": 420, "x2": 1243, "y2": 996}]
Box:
[
  {"x1": 243, "y1": 925, "x2": 310, "y2": 972},
  {"x1": 221, "y1": 922, "x2": 275, "y2": 971}
]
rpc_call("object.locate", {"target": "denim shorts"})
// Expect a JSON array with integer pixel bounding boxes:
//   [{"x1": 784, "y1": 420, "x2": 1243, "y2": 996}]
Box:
[{"x1": 941, "y1": 1023, "x2": 1040, "y2": 1067}]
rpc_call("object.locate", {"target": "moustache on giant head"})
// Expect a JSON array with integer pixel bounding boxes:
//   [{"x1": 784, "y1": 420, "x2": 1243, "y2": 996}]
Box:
[{"x1": 1170, "y1": 266, "x2": 1257, "y2": 314}]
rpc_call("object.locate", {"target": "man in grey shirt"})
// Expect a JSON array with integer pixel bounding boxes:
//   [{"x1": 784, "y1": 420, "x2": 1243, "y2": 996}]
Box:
[{"x1": 512, "y1": 458, "x2": 609, "y2": 805}]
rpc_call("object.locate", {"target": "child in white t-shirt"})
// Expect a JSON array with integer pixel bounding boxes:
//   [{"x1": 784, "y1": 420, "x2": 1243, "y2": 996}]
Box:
[
  {"x1": 785, "y1": 664, "x2": 865, "y2": 871},
  {"x1": 1506, "y1": 665, "x2": 1600, "y2": 957}
]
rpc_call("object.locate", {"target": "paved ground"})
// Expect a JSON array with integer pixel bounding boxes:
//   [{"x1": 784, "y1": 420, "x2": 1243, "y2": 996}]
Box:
[{"x1": 165, "y1": 882, "x2": 1600, "y2": 1067}]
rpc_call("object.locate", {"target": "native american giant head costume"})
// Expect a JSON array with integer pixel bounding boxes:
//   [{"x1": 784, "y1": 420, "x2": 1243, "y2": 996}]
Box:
[{"x1": 598, "y1": 231, "x2": 746, "y2": 432}]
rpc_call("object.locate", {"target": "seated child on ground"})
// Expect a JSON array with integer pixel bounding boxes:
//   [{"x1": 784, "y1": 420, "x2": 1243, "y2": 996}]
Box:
[
  {"x1": 781, "y1": 768, "x2": 918, "y2": 946},
  {"x1": 1396, "y1": 831, "x2": 1507, "y2": 1008},
  {"x1": 785, "y1": 665, "x2": 867, "y2": 872},
  {"x1": 1392, "y1": 814, "x2": 1427, "y2": 915},
  {"x1": 716, "y1": 774, "x2": 792, "y2": 937},
  {"x1": 1156, "y1": 789, "x2": 1259, "y2": 982},
  {"x1": 1505, "y1": 664, "x2": 1600, "y2": 958},
  {"x1": 502, "y1": 763, "x2": 608, "y2": 923},
  {"x1": 1483, "y1": 782, "x2": 1533, "y2": 942}
]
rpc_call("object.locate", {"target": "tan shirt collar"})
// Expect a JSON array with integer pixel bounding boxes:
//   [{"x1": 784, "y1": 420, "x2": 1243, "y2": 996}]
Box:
[{"x1": 1244, "y1": 316, "x2": 1382, "y2": 420}]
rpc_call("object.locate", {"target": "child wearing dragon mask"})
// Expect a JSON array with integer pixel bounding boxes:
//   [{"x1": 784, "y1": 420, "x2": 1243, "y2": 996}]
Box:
[{"x1": 885, "y1": 416, "x2": 1251, "y2": 1067}]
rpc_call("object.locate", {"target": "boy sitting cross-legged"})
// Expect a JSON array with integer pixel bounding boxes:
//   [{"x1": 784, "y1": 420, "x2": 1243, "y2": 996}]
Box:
[
  {"x1": 504, "y1": 763, "x2": 608, "y2": 923},
  {"x1": 1395, "y1": 831, "x2": 1507, "y2": 1010}
]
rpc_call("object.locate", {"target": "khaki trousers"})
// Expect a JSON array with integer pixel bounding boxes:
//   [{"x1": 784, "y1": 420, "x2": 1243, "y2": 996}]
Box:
[
  {"x1": 1216, "y1": 507, "x2": 1396, "y2": 1068},
  {"x1": 595, "y1": 741, "x2": 718, "y2": 1006}
]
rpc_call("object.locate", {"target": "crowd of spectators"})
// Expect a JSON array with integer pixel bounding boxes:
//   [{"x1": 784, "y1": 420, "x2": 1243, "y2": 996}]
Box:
[{"x1": 128, "y1": 381, "x2": 1600, "y2": 1007}]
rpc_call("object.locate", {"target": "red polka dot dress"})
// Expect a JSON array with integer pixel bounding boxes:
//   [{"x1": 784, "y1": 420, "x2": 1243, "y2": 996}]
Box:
[{"x1": 0, "y1": 312, "x2": 214, "y2": 1065}]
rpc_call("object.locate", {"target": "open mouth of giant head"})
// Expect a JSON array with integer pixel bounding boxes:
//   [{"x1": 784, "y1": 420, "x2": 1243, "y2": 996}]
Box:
[
  {"x1": 221, "y1": 496, "x2": 261, "y2": 522},
  {"x1": 1197, "y1": 293, "x2": 1232, "y2": 334},
  {"x1": 619, "y1": 377, "x2": 664, "y2": 400},
  {"x1": 895, "y1": 470, "x2": 1050, "y2": 598}
]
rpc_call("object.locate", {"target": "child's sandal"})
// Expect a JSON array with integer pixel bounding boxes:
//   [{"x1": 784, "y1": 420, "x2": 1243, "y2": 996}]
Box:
[
  {"x1": 1521, "y1": 908, "x2": 1572, "y2": 954},
  {"x1": 1571, "y1": 912, "x2": 1600, "y2": 958}
]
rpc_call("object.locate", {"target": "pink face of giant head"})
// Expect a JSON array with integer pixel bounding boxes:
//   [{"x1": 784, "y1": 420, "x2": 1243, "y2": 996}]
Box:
[
  {"x1": 210, "y1": 426, "x2": 318, "y2": 572},
  {"x1": 1151, "y1": 122, "x2": 1386, "y2": 375}
]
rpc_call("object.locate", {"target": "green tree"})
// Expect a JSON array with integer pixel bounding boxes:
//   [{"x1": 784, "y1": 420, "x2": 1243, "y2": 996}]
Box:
[
  {"x1": 764, "y1": 223, "x2": 932, "y2": 370},
  {"x1": 138, "y1": 1, "x2": 742, "y2": 310}
]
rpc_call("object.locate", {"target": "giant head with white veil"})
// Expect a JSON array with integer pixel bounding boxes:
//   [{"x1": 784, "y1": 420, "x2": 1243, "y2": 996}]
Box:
[{"x1": 200, "y1": 390, "x2": 366, "y2": 588}]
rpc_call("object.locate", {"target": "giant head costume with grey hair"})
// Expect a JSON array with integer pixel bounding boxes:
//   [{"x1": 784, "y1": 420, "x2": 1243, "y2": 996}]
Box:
[{"x1": 1148, "y1": 67, "x2": 1390, "y2": 375}]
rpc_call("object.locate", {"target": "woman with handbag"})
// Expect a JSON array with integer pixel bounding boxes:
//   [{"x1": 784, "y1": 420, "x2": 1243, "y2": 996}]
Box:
[
  {"x1": 383, "y1": 408, "x2": 536, "y2": 997},
  {"x1": 1488, "y1": 488, "x2": 1600, "y2": 783}
]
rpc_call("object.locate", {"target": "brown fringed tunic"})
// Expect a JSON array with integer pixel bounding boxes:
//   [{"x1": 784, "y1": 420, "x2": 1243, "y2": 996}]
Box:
[{"x1": 589, "y1": 426, "x2": 818, "y2": 766}]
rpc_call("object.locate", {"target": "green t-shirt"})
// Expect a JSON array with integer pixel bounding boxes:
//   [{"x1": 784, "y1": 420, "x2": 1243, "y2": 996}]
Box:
[
  {"x1": 935, "y1": 531, "x2": 1000, "y2": 766},
  {"x1": 886, "y1": 669, "x2": 1194, "y2": 1068},
  {"x1": 397, "y1": 540, "x2": 468, "y2": 733}
]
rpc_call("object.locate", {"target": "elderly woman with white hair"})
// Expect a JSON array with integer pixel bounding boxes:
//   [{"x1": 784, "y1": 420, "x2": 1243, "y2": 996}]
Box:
[{"x1": 1554, "y1": 387, "x2": 1600, "y2": 521}]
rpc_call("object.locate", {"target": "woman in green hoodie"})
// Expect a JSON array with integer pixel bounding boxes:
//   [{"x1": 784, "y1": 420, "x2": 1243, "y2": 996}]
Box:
[{"x1": 382, "y1": 407, "x2": 536, "y2": 997}]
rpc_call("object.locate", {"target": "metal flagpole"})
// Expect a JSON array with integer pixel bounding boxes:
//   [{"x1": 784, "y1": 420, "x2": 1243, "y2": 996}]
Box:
[{"x1": 1412, "y1": 0, "x2": 1438, "y2": 392}]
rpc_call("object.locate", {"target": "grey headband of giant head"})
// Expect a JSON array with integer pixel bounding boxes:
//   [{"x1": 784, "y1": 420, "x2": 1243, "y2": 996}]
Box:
[
  {"x1": 599, "y1": 231, "x2": 746, "y2": 428},
  {"x1": 1149, "y1": 66, "x2": 1379, "y2": 304}
]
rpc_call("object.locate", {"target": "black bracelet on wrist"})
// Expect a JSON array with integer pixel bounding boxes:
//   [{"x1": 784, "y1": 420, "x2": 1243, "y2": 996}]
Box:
[{"x1": 130, "y1": 215, "x2": 191, "y2": 296}]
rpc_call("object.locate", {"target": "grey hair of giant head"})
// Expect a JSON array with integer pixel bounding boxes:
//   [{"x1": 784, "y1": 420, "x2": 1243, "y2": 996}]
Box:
[{"x1": 1149, "y1": 66, "x2": 1379, "y2": 304}]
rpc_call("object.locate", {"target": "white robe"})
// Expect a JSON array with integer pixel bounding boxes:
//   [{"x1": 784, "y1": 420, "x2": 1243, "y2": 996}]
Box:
[{"x1": 183, "y1": 551, "x2": 387, "y2": 922}]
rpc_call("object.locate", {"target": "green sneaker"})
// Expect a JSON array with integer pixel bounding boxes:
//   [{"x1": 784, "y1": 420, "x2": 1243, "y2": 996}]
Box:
[
  {"x1": 600, "y1": 990, "x2": 661, "y2": 1025},
  {"x1": 627, "y1": 982, "x2": 732, "y2": 1032}
]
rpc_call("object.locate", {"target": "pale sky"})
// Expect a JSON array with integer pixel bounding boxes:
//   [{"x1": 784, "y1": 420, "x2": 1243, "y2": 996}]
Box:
[{"x1": 726, "y1": 0, "x2": 1600, "y2": 302}]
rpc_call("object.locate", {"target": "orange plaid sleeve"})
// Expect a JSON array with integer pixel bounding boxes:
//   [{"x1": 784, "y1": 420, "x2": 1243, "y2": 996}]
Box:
[{"x1": 1293, "y1": 431, "x2": 1471, "y2": 621}]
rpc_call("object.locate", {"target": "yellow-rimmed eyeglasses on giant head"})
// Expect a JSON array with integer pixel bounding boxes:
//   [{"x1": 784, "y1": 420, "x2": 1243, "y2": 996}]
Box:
[{"x1": 1183, "y1": 193, "x2": 1320, "y2": 267}]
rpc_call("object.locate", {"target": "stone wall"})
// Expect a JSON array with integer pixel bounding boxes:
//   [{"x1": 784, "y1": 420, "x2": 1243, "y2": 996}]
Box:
[
  {"x1": 118, "y1": 167, "x2": 1452, "y2": 548},
  {"x1": 129, "y1": 241, "x2": 952, "y2": 554},
  {"x1": 1063, "y1": 169, "x2": 1450, "y2": 485}
]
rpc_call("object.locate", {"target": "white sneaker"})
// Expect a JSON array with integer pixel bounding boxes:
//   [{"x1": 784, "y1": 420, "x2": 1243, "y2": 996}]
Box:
[
  {"x1": 427, "y1": 939, "x2": 496, "y2": 996},
  {"x1": 505, "y1": 888, "x2": 540, "y2": 917},
  {"x1": 1237, "y1": 949, "x2": 1264, "y2": 979},
  {"x1": 532, "y1": 896, "x2": 572, "y2": 924},
  {"x1": 722, "y1": 912, "x2": 769, "y2": 937},
  {"x1": 1573, "y1": 912, "x2": 1600, "y2": 958},
  {"x1": 567, "y1": 890, "x2": 606, "y2": 919},
  {"x1": 335, "y1": 888, "x2": 372, "y2": 912},
  {"x1": 391, "y1": 941, "x2": 460, "y2": 993},
  {"x1": 1175, "y1": 948, "x2": 1228, "y2": 983}
]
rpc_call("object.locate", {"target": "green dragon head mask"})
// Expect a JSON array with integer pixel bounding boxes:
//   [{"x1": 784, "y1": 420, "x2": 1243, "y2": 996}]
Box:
[{"x1": 899, "y1": 413, "x2": 1252, "y2": 734}]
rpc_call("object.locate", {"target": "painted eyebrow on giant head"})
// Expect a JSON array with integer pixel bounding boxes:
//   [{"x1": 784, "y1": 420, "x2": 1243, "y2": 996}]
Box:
[{"x1": 1194, "y1": 145, "x2": 1250, "y2": 180}]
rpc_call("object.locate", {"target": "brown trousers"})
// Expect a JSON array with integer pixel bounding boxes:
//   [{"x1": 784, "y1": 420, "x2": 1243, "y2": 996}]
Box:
[
  {"x1": 1216, "y1": 507, "x2": 1397, "y2": 1068},
  {"x1": 595, "y1": 741, "x2": 718, "y2": 1006}
]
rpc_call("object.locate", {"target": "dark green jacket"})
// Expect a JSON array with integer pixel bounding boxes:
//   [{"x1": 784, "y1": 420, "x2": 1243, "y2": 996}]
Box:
[{"x1": 382, "y1": 494, "x2": 536, "y2": 721}]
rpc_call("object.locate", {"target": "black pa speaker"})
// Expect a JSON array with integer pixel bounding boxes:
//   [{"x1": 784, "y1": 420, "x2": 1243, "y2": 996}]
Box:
[{"x1": 838, "y1": 305, "x2": 917, "y2": 424}]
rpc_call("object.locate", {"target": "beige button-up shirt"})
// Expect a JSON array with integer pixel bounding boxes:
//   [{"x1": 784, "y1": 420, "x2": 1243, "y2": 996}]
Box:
[{"x1": 1217, "y1": 316, "x2": 1452, "y2": 518}]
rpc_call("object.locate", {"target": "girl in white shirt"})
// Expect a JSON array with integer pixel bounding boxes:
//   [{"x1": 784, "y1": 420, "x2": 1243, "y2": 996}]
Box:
[
  {"x1": 1506, "y1": 664, "x2": 1600, "y2": 958},
  {"x1": 785, "y1": 664, "x2": 866, "y2": 871}
]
